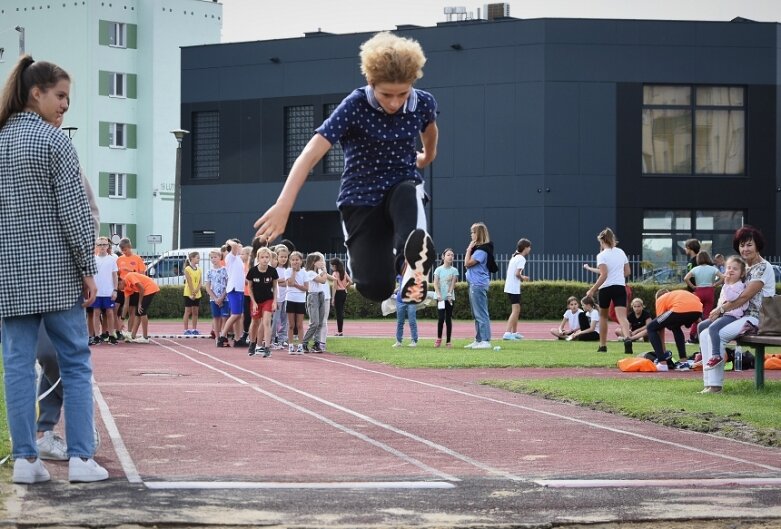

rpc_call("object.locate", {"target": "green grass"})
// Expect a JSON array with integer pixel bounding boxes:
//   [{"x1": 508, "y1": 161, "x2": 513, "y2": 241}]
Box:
[
  {"x1": 482, "y1": 377, "x2": 781, "y2": 447},
  {"x1": 329, "y1": 337, "x2": 677, "y2": 368}
]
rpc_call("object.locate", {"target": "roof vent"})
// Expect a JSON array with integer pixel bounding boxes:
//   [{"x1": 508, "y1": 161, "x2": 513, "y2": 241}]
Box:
[{"x1": 483, "y1": 3, "x2": 510, "y2": 20}]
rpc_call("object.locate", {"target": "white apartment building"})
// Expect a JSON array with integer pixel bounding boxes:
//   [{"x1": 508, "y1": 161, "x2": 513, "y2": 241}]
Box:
[{"x1": 0, "y1": 0, "x2": 222, "y2": 253}]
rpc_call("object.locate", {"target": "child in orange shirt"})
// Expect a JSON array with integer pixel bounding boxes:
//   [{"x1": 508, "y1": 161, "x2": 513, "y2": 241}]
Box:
[
  {"x1": 119, "y1": 272, "x2": 160, "y2": 343},
  {"x1": 645, "y1": 289, "x2": 703, "y2": 363}
]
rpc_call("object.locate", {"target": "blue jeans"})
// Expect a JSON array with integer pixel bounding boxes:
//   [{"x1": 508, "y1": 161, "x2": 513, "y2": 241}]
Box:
[
  {"x1": 469, "y1": 284, "x2": 491, "y2": 342},
  {"x1": 396, "y1": 302, "x2": 418, "y2": 342},
  {"x1": 2, "y1": 301, "x2": 95, "y2": 459},
  {"x1": 36, "y1": 323, "x2": 63, "y2": 432}
]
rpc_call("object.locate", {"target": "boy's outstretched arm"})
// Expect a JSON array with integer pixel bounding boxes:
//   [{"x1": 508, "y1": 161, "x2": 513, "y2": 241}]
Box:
[
  {"x1": 416, "y1": 122, "x2": 439, "y2": 169},
  {"x1": 254, "y1": 134, "x2": 332, "y2": 241}
]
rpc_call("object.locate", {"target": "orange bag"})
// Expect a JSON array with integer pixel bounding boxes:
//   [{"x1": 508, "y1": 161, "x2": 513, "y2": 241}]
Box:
[
  {"x1": 617, "y1": 357, "x2": 657, "y2": 372},
  {"x1": 765, "y1": 354, "x2": 781, "y2": 370}
]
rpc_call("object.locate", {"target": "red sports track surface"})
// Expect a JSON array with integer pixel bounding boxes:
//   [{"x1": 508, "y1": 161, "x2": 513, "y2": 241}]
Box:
[{"x1": 9, "y1": 320, "x2": 781, "y2": 528}]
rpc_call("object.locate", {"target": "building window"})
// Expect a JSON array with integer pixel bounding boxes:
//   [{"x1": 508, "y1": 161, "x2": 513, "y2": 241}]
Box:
[
  {"x1": 322, "y1": 103, "x2": 344, "y2": 175},
  {"x1": 108, "y1": 173, "x2": 126, "y2": 198},
  {"x1": 109, "y1": 223, "x2": 127, "y2": 239},
  {"x1": 284, "y1": 105, "x2": 314, "y2": 174},
  {"x1": 641, "y1": 209, "x2": 744, "y2": 265},
  {"x1": 193, "y1": 230, "x2": 216, "y2": 247},
  {"x1": 642, "y1": 85, "x2": 745, "y2": 175},
  {"x1": 109, "y1": 123, "x2": 126, "y2": 148},
  {"x1": 192, "y1": 111, "x2": 219, "y2": 180},
  {"x1": 108, "y1": 22, "x2": 126, "y2": 48},
  {"x1": 109, "y1": 72, "x2": 125, "y2": 97}
]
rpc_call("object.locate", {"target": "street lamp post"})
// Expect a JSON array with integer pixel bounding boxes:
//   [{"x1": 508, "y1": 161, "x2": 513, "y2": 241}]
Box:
[
  {"x1": 15, "y1": 26, "x2": 25, "y2": 55},
  {"x1": 170, "y1": 129, "x2": 189, "y2": 250}
]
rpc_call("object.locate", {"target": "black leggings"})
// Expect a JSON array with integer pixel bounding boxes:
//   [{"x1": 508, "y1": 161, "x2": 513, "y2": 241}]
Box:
[
  {"x1": 334, "y1": 290, "x2": 347, "y2": 333},
  {"x1": 437, "y1": 299, "x2": 454, "y2": 342},
  {"x1": 242, "y1": 295, "x2": 251, "y2": 334}
]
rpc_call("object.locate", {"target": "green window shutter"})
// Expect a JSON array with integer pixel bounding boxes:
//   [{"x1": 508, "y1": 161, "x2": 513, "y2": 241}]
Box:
[
  {"x1": 99, "y1": 122, "x2": 109, "y2": 147},
  {"x1": 127, "y1": 74, "x2": 137, "y2": 99},
  {"x1": 127, "y1": 124, "x2": 137, "y2": 149},
  {"x1": 98, "y1": 172, "x2": 109, "y2": 197},
  {"x1": 127, "y1": 173, "x2": 137, "y2": 198},
  {"x1": 99, "y1": 223, "x2": 111, "y2": 237},
  {"x1": 98, "y1": 20, "x2": 110, "y2": 46},
  {"x1": 98, "y1": 71, "x2": 109, "y2": 96},
  {"x1": 127, "y1": 224, "x2": 137, "y2": 246},
  {"x1": 127, "y1": 24, "x2": 137, "y2": 49}
]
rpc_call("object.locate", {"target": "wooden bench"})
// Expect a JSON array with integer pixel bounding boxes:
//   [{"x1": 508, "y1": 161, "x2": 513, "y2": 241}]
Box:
[{"x1": 735, "y1": 334, "x2": 781, "y2": 389}]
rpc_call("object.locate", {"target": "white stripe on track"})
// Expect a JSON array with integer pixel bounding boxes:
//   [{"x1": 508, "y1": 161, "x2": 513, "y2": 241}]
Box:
[
  {"x1": 153, "y1": 340, "x2": 459, "y2": 482},
  {"x1": 168, "y1": 339, "x2": 526, "y2": 482},
  {"x1": 313, "y1": 357, "x2": 781, "y2": 473},
  {"x1": 93, "y1": 381, "x2": 143, "y2": 484},
  {"x1": 537, "y1": 477, "x2": 781, "y2": 488},
  {"x1": 145, "y1": 480, "x2": 455, "y2": 490}
]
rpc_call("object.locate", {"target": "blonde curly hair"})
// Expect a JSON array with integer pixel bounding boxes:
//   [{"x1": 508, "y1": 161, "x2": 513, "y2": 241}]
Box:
[{"x1": 359, "y1": 32, "x2": 426, "y2": 85}]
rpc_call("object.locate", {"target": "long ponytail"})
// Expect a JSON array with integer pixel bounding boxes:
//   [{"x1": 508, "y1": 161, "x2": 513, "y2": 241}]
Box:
[{"x1": 0, "y1": 55, "x2": 70, "y2": 130}]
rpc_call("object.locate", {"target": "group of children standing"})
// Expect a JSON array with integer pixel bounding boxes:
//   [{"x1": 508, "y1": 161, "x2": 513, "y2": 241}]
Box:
[
  {"x1": 194, "y1": 241, "x2": 352, "y2": 357},
  {"x1": 87, "y1": 237, "x2": 159, "y2": 345}
]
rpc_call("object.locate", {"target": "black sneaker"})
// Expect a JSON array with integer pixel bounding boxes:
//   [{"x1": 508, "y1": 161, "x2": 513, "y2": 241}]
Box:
[
  {"x1": 597, "y1": 346, "x2": 608, "y2": 353},
  {"x1": 234, "y1": 338, "x2": 249, "y2": 347},
  {"x1": 216, "y1": 336, "x2": 227, "y2": 348},
  {"x1": 88, "y1": 336, "x2": 101, "y2": 346},
  {"x1": 248, "y1": 341, "x2": 257, "y2": 356},
  {"x1": 312, "y1": 342, "x2": 323, "y2": 353},
  {"x1": 302, "y1": 342, "x2": 310, "y2": 353},
  {"x1": 262, "y1": 347, "x2": 271, "y2": 358},
  {"x1": 400, "y1": 229, "x2": 435, "y2": 304},
  {"x1": 623, "y1": 339, "x2": 633, "y2": 355},
  {"x1": 108, "y1": 334, "x2": 118, "y2": 345}
]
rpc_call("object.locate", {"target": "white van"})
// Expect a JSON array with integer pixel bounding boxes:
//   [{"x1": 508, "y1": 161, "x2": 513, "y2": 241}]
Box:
[{"x1": 145, "y1": 248, "x2": 216, "y2": 286}]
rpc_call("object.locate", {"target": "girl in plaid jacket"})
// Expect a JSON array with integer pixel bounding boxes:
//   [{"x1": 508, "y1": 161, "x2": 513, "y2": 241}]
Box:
[{"x1": 0, "y1": 55, "x2": 108, "y2": 484}]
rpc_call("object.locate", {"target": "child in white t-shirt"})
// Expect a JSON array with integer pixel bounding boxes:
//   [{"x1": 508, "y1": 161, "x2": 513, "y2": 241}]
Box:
[
  {"x1": 550, "y1": 296, "x2": 588, "y2": 339},
  {"x1": 567, "y1": 296, "x2": 600, "y2": 341},
  {"x1": 503, "y1": 238, "x2": 531, "y2": 340}
]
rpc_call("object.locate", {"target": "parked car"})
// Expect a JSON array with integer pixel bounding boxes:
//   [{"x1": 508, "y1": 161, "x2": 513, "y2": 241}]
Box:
[
  {"x1": 146, "y1": 247, "x2": 215, "y2": 286},
  {"x1": 637, "y1": 267, "x2": 685, "y2": 284}
]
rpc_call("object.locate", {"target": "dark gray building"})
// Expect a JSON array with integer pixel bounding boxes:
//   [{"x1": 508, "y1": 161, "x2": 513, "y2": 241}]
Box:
[{"x1": 180, "y1": 16, "x2": 780, "y2": 266}]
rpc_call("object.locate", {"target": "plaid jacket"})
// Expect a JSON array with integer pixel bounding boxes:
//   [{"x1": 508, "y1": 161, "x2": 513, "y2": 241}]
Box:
[{"x1": 0, "y1": 112, "x2": 97, "y2": 318}]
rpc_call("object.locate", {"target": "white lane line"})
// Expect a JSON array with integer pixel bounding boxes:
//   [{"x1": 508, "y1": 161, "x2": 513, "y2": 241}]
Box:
[
  {"x1": 537, "y1": 478, "x2": 781, "y2": 488},
  {"x1": 92, "y1": 380, "x2": 143, "y2": 484},
  {"x1": 169, "y1": 340, "x2": 526, "y2": 482},
  {"x1": 145, "y1": 481, "x2": 455, "y2": 490},
  {"x1": 153, "y1": 340, "x2": 458, "y2": 482},
  {"x1": 313, "y1": 357, "x2": 781, "y2": 473}
]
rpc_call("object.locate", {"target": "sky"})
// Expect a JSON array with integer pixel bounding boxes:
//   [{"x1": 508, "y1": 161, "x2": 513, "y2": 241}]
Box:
[{"x1": 219, "y1": 0, "x2": 780, "y2": 43}]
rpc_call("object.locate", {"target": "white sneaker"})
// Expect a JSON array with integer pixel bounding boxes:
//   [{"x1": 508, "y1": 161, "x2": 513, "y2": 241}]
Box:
[
  {"x1": 513, "y1": 332, "x2": 524, "y2": 340},
  {"x1": 131, "y1": 336, "x2": 150, "y2": 344},
  {"x1": 13, "y1": 458, "x2": 50, "y2": 484},
  {"x1": 288, "y1": 344, "x2": 296, "y2": 355},
  {"x1": 473, "y1": 341, "x2": 492, "y2": 349},
  {"x1": 502, "y1": 332, "x2": 518, "y2": 341},
  {"x1": 464, "y1": 341, "x2": 478, "y2": 349},
  {"x1": 407, "y1": 341, "x2": 417, "y2": 347},
  {"x1": 68, "y1": 457, "x2": 109, "y2": 482},
  {"x1": 37, "y1": 431, "x2": 68, "y2": 461},
  {"x1": 392, "y1": 341, "x2": 403, "y2": 348}
]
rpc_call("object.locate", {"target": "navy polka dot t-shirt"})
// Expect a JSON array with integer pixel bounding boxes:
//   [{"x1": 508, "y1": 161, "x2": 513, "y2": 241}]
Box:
[{"x1": 316, "y1": 86, "x2": 438, "y2": 208}]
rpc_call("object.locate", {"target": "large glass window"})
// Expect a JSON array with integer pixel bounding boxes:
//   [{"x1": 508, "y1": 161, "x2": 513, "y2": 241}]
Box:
[
  {"x1": 322, "y1": 103, "x2": 344, "y2": 175},
  {"x1": 642, "y1": 85, "x2": 745, "y2": 175},
  {"x1": 192, "y1": 111, "x2": 220, "y2": 180},
  {"x1": 284, "y1": 105, "x2": 314, "y2": 174},
  {"x1": 642, "y1": 209, "x2": 744, "y2": 265}
]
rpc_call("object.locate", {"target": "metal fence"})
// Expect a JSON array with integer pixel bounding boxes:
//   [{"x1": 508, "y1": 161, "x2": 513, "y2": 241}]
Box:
[{"x1": 137, "y1": 251, "x2": 781, "y2": 285}]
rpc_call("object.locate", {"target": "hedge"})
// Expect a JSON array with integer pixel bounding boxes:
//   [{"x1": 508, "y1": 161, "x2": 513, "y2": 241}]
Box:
[{"x1": 148, "y1": 281, "x2": 721, "y2": 321}]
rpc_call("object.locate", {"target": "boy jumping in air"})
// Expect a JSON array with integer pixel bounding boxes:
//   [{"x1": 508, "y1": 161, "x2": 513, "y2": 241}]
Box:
[{"x1": 254, "y1": 31, "x2": 439, "y2": 304}]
